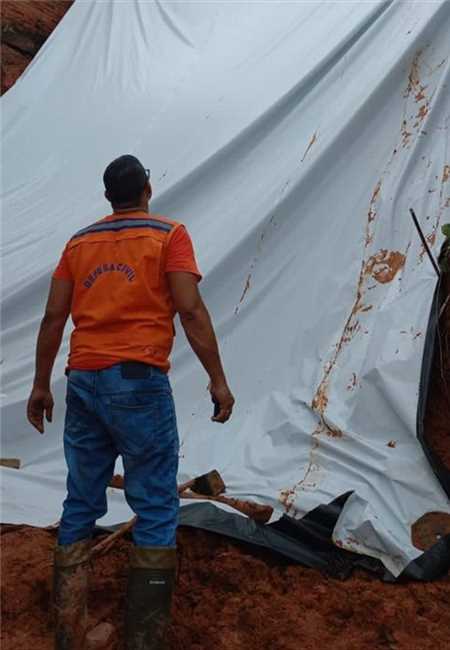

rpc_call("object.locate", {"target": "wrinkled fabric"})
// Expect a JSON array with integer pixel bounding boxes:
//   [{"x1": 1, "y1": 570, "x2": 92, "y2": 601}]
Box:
[{"x1": 2, "y1": 0, "x2": 450, "y2": 576}]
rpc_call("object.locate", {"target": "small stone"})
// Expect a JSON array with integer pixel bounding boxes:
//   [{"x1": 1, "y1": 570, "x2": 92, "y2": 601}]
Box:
[{"x1": 86, "y1": 623, "x2": 116, "y2": 649}]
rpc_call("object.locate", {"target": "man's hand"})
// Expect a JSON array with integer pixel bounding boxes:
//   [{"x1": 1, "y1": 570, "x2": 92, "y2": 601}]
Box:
[
  {"x1": 209, "y1": 381, "x2": 235, "y2": 423},
  {"x1": 27, "y1": 387, "x2": 54, "y2": 434}
]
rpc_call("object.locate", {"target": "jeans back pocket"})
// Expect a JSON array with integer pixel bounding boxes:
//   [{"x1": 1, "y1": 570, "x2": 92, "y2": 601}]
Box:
[{"x1": 110, "y1": 393, "x2": 160, "y2": 456}]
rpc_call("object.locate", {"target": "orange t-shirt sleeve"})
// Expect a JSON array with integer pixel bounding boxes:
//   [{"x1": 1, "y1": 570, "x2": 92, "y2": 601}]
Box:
[
  {"x1": 165, "y1": 225, "x2": 202, "y2": 281},
  {"x1": 53, "y1": 246, "x2": 73, "y2": 281}
]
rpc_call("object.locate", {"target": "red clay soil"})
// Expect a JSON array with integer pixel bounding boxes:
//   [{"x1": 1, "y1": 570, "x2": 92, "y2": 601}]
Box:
[
  {"x1": 1, "y1": 1, "x2": 73, "y2": 94},
  {"x1": 2, "y1": 525, "x2": 450, "y2": 650}
]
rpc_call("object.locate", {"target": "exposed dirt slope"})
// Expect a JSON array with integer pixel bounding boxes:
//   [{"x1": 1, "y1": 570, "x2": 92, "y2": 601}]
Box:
[
  {"x1": 1, "y1": 1, "x2": 72, "y2": 94},
  {"x1": 2, "y1": 526, "x2": 450, "y2": 650}
]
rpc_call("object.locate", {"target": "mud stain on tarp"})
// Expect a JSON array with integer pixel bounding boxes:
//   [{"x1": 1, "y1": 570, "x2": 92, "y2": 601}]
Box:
[
  {"x1": 404, "y1": 50, "x2": 424, "y2": 98},
  {"x1": 310, "y1": 177, "x2": 395, "y2": 417},
  {"x1": 400, "y1": 49, "x2": 442, "y2": 149},
  {"x1": 415, "y1": 89, "x2": 426, "y2": 102},
  {"x1": 368, "y1": 181, "x2": 381, "y2": 223},
  {"x1": 312, "y1": 380, "x2": 329, "y2": 414},
  {"x1": 365, "y1": 250, "x2": 406, "y2": 284},
  {"x1": 234, "y1": 213, "x2": 284, "y2": 316},
  {"x1": 347, "y1": 373, "x2": 357, "y2": 391},
  {"x1": 279, "y1": 413, "x2": 345, "y2": 514},
  {"x1": 234, "y1": 215, "x2": 281, "y2": 315},
  {"x1": 279, "y1": 424, "x2": 322, "y2": 514},
  {"x1": 310, "y1": 167, "x2": 410, "y2": 459},
  {"x1": 311, "y1": 49, "x2": 446, "y2": 421},
  {"x1": 401, "y1": 121, "x2": 413, "y2": 148},
  {"x1": 311, "y1": 244, "x2": 406, "y2": 420},
  {"x1": 415, "y1": 104, "x2": 429, "y2": 123},
  {"x1": 285, "y1": 50, "x2": 445, "y2": 516},
  {"x1": 426, "y1": 232, "x2": 437, "y2": 247},
  {"x1": 300, "y1": 131, "x2": 318, "y2": 163},
  {"x1": 401, "y1": 51, "x2": 449, "y2": 263}
]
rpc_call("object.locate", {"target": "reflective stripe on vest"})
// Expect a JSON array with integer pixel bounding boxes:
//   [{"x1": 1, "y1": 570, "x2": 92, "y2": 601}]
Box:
[{"x1": 71, "y1": 218, "x2": 173, "y2": 240}]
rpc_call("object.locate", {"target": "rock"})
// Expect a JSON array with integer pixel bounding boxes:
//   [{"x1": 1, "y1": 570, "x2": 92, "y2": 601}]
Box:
[{"x1": 86, "y1": 623, "x2": 116, "y2": 649}]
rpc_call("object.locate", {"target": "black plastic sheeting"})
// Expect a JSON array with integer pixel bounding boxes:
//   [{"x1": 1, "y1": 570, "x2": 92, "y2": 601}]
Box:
[
  {"x1": 416, "y1": 277, "x2": 450, "y2": 497},
  {"x1": 401, "y1": 273, "x2": 450, "y2": 582},
  {"x1": 97, "y1": 277, "x2": 450, "y2": 582},
  {"x1": 98, "y1": 494, "x2": 383, "y2": 579},
  {"x1": 99, "y1": 492, "x2": 449, "y2": 582}
]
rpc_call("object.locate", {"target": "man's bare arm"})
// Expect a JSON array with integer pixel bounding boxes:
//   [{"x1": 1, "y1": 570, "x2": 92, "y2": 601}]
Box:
[
  {"x1": 167, "y1": 272, "x2": 234, "y2": 423},
  {"x1": 27, "y1": 278, "x2": 73, "y2": 433}
]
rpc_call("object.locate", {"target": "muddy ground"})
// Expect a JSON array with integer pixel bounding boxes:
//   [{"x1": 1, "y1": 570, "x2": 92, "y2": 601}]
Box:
[{"x1": 2, "y1": 525, "x2": 450, "y2": 650}]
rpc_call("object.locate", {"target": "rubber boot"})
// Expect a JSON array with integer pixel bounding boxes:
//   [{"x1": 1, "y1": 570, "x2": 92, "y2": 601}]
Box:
[
  {"x1": 53, "y1": 539, "x2": 90, "y2": 650},
  {"x1": 125, "y1": 547, "x2": 176, "y2": 650}
]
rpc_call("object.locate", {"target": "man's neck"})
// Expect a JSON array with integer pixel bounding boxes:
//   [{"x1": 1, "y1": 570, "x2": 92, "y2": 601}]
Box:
[{"x1": 113, "y1": 205, "x2": 149, "y2": 214}]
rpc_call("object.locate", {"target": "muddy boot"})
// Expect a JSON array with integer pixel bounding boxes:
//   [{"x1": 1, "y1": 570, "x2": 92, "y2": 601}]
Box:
[
  {"x1": 125, "y1": 547, "x2": 176, "y2": 650},
  {"x1": 53, "y1": 539, "x2": 90, "y2": 650}
]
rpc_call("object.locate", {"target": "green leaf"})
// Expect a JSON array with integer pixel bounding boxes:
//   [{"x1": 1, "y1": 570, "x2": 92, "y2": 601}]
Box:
[{"x1": 442, "y1": 223, "x2": 450, "y2": 238}]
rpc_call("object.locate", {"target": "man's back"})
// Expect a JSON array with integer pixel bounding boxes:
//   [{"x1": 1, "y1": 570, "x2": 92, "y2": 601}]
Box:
[{"x1": 54, "y1": 210, "x2": 201, "y2": 371}]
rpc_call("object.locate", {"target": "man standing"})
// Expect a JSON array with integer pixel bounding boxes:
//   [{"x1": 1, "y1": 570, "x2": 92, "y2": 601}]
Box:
[{"x1": 26, "y1": 155, "x2": 235, "y2": 650}]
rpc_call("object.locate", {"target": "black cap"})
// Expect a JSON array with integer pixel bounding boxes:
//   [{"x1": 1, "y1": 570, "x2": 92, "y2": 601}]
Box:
[{"x1": 103, "y1": 155, "x2": 148, "y2": 204}]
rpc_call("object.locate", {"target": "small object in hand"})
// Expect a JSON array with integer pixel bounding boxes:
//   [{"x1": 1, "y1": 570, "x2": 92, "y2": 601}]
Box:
[{"x1": 212, "y1": 396, "x2": 220, "y2": 418}]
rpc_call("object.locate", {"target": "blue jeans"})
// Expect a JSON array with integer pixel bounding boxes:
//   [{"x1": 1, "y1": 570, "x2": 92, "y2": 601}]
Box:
[{"x1": 58, "y1": 363, "x2": 179, "y2": 547}]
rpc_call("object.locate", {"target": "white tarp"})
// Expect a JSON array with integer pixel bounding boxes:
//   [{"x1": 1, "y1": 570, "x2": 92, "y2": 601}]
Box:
[{"x1": 2, "y1": 0, "x2": 450, "y2": 577}]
